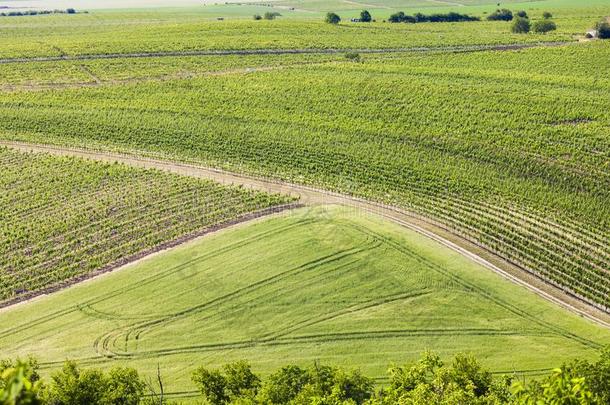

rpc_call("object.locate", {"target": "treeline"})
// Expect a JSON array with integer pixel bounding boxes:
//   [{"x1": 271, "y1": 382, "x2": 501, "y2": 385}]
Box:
[
  {"x1": 0, "y1": 9, "x2": 79, "y2": 17},
  {"x1": 1, "y1": 347, "x2": 609, "y2": 404},
  {"x1": 388, "y1": 11, "x2": 480, "y2": 23}
]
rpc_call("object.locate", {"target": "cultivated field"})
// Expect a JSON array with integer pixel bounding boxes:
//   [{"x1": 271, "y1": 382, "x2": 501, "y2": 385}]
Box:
[
  {"x1": 1, "y1": 38, "x2": 608, "y2": 310},
  {"x1": 0, "y1": 0, "x2": 609, "y2": 402},
  {"x1": 1, "y1": 206, "x2": 608, "y2": 399},
  {"x1": 0, "y1": 148, "x2": 295, "y2": 305}
]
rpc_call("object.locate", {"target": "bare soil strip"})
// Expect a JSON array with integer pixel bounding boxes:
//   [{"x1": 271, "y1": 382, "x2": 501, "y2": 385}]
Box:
[
  {"x1": 0, "y1": 42, "x2": 570, "y2": 64},
  {"x1": 2, "y1": 140, "x2": 608, "y2": 328}
]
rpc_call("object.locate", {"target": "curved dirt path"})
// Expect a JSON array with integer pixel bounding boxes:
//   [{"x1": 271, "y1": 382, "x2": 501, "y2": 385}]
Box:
[
  {"x1": 2, "y1": 140, "x2": 609, "y2": 328},
  {"x1": 0, "y1": 42, "x2": 570, "y2": 64}
]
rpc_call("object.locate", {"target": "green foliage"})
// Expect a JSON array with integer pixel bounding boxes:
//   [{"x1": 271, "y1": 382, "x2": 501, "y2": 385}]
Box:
[
  {"x1": 487, "y1": 9, "x2": 513, "y2": 21},
  {"x1": 516, "y1": 11, "x2": 528, "y2": 18},
  {"x1": 253, "y1": 14, "x2": 262, "y2": 21},
  {"x1": 597, "y1": 21, "x2": 610, "y2": 39},
  {"x1": 192, "y1": 361, "x2": 261, "y2": 404},
  {"x1": 370, "y1": 351, "x2": 510, "y2": 404},
  {"x1": 543, "y1": 12, "x2": 553, "y2": 19},
  {"x1": 257, "y1": 363, "x2": 373, "y2": 404},
  {"x1": 263, "y1": 12, "x2": 281, "y2": 21},
  {"x1": 257, "y1": 365, "x2": 309, "y2": 404},
  {"x1": 533, "y1": 20, "x2": 557, "y2": 34},
  {"x1": 360, "y1": 10, "x2": 372, "y2": 23},
  {"x1": 2, "y1": 348, "x2": 610, "y2": 403},
  {"x1": 511, "y1": 17, "x2": 531, "y2": 34},
  {"x1": 388, "y1": 11, "x2": 479, "y2": 23},
  {"x1": 0, "y1": 359, "x2": 42, "y2": 405},
  {"x1": 344, "y1": 52, "x2": 361, "y2": 62},
  {"x1": 192, "y1": 368, "x2": 230, "y2": 404},
  {"x1": 325, "y1": 12, "x2": 341, "y2": 25},
  {"x1": 43, "y1": 361, "x2": 144, "y2": 405}
]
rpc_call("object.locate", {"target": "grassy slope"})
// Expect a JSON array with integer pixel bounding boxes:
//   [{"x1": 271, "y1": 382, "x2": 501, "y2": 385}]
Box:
[{"x1": 0, "y1": 206, "x2": 608, "y2": 399}]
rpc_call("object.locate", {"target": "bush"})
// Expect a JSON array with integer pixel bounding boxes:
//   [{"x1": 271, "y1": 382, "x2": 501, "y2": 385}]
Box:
[
  {"x1": 0, "y1": 359, "x2": 42, "y2": 405},
  {"x1": 66, "y1": 8, "x2": 76, "y2": 14},
  {"x1": 516, "y1": 10, "x2": 528, "y2": 18},
  {"x1": 345, "y1": 52, "x2": 361, "y2": 62},
  {"x1": 263, "y1": 11, "x2": 281, "y2": 20},
  {"x1": 360, "y1": 10, "x2": 372, "y2": 22},
  {"x1": 253, "y1": 14, "x2": 262, "y2": 20},
  {"x1": 597, "y1": 21, "x2": 610, "y2": 39},
  {"x1": 487, "y1": 8, "x2": 513, "y2": 21},
  {"x1": 533, "y1": 19, "x2": 557, "y2": 33},
  {"x1": 325, "y1": 12, "x2": 341, "y2": 24},
  {"x1": 511, "y1": 17, "x2": 531, "y2": 33},
  {"x1": 43, "y1": 362, "x2": 144, "y2": 405},
  {"x1": 543, "y1": 11, "x2": 553, "y2": 19}
]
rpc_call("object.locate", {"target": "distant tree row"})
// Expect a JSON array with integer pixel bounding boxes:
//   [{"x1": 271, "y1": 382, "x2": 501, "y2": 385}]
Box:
[
  {"x1": 2, "y1": 347, "x2": 610, "y2": 404},
  {"x1": 253, "y1": 11, "x2": 281, "y2": 20},
  {"x1": 388, "y1": 11, "x2": 479, "y2": 23},
  {"x1": 0, "y1": 8, "x2": 78, "y2": 17},
  {"x1": 487, "y1": 9, "x2": 553, "y2": 22}
]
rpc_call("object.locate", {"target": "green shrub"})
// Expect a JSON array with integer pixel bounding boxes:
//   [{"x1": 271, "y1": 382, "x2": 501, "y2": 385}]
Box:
[
  {"x1": 533, "y1": 19, "x2": 557, "y2": 33},
  {"x1": 487, "y1": 8, "x2": 513, "y2": 21},
  {"x1": 511, "y1": 17, "x2": 531, "y2": 33},
  {"x1": 263, "y1": 11, "x2": 281, "y2": 20},
  {"x1": 360, "y1": 10, "x2": 372, "y2": 22},
  {"x1": 597, "y1": 21, "x2": 610, "y2": 39},
  {"x1": 325, "y1": 12, "x2": 341, "y2": 24}
]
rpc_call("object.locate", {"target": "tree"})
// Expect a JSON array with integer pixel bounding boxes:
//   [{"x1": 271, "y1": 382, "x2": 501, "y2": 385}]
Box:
[
  {"x1": 102, "y1": 368, "x2": 145, "y2": 405},
  {"x1": 192, "y1": 367, "x2": 229, "y2": 404},
  {"x1": 257, "y1": 365, "x2": 309, "y2": 404},
  {"x1": 516, "y1": 10, "x2": 528, "y2": 18},
  {"x1": 533, "y1": 19, "x2": 557, "y2": 33},
  {"x1": 543, "y1": 11, "x2": 553, "y2": 19},
  {"x1": 597, "y1": 21, "x2": 610, "y2": 39},
  {"x1": 511, "y1": 17, "x2": 531, "y2": 33},
  {"x1": 66, "y1": 8, "x2": 76, "y2": 14},
  {"x1": 223, "y1": 361, "x2": 260, "y2": 399},
  {"x1": 360, "y1": 10, "x2": 372, "y2": 22},
  {"x1": 325, "y1": 12, "x2": 341, "y2": 24},
  {"x1": 388, "y1": 11, "x2": 405, "y2": 23},
  {"x1": 487, "y1": 8, "x2": 513, "y2": 21},
  {"x1": 263, "y1": 11, "x2": 281, "y2": 20},
  {"x1": 253, "y1": 14, "x2": 262, "y2": 20},
  {"x1": 43, "y1": 362, "x2": 144, "y2": 405},
  {"x1": 44, "y1": 361, "x2": 107, "y2": 404}
]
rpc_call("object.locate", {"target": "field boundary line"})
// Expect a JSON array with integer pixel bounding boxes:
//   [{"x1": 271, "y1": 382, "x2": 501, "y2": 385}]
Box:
[
  {"x1": 2, "y1": 140, "x2": 608, "y2": 328},
  {"x1": 0, "y1": 201, "x2": 303, "y2": 311},
  {"x1": 0, "y1": 41, "x2": 571, "y2": 64}
]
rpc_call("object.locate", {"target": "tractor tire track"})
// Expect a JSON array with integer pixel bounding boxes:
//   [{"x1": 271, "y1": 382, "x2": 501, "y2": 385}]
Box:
[{"x1": 2, "y1": 140, "x2": 608, "y2": 330}]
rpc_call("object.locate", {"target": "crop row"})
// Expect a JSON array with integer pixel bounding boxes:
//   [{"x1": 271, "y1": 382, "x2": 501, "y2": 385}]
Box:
[{"x1": 0, "y1": 148, "x2": 295, "y2": 304}]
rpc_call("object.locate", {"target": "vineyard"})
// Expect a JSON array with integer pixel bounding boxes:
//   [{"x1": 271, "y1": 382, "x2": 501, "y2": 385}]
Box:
[
  {"x1": 0, "y1": 148, "x2": 295, "y2": 306},
  {"x1": 1, "y1": 206, "x2": 608, "y2": 398},
  {"x1": 1, "y1": 38, "x2": 608, "y2": 310}
]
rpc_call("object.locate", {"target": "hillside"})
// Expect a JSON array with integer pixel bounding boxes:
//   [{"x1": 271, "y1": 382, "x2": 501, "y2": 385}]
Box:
[{"x1": 1, "y1": 206, "x2": 608, "y2": 400}]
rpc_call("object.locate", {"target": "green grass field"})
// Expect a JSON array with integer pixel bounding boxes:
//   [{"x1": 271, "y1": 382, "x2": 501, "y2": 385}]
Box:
[{"x1": 0, "y1": 206, "x2": 608, "y2": 400}]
